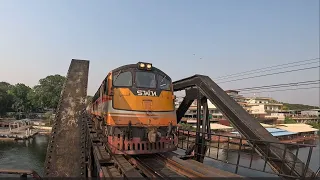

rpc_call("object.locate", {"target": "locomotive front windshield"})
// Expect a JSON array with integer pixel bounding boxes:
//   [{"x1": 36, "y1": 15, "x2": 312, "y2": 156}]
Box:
[
  {"x1": 136, "y1": 71, "x2": 156, "y2": 88},
  {"x1": 113, "y1": 69, "x2": 171, "y2": 90},
  {"x1": 135, "y1": 71, "x2": 171, "y2": 90},
  {"x1": 112, "y1": 67, "x2": 174, "y2": 111}
]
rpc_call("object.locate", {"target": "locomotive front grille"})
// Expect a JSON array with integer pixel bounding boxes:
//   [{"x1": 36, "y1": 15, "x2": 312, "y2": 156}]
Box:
[{"x1": 106, "y1": 126, "x2": 178, "y2": 154}]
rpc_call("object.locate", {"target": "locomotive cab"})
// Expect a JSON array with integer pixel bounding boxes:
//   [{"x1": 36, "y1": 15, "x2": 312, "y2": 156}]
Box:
[
  {"x1": 111, "y1": 62, "x2": 175, "y2": 113},
  {"x1": 91, "y1": 62, "x2": 178, "y2": 155}
]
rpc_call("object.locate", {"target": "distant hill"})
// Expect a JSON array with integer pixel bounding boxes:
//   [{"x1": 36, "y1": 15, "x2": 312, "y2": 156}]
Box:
[{"x1": 282, "y1": 103, "x2": 319, "y2": 110}]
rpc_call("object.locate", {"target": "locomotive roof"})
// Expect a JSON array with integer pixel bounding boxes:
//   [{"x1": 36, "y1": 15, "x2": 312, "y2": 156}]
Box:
[
  {"x1": 111, "y1": 63, "x2": 171, "y2": 80},
  {"x1": 90, "y1": 63, "x2": 173, "y2": 104}
]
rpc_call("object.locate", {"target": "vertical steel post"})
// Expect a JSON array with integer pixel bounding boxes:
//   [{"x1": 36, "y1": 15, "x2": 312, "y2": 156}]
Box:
[
  {"x1": 200, "y1": 97, "x2": 209, "y2": 162},
  {"x1": 195, "y1": 88, "x2": 202, "y2": 162}
]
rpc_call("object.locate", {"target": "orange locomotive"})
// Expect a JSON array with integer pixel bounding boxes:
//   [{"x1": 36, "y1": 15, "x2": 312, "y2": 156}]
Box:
[{"x1": 88, "y1": 62, "x2": 178, "y2": 155}]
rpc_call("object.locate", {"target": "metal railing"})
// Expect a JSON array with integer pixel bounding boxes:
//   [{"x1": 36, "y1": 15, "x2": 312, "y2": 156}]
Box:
[{"x1": 177, "y1": 128, "x2": 319, "y2": 179}]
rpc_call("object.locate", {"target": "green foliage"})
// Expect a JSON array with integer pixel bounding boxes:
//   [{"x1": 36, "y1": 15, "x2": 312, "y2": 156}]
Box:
[
  {"x1": 308, "y1": 122, "x2": 320, "y2": 129},
  {"x1": 308, "y1": 122, "x2": 320, "y2": 135},
  {"x1": 284, "y1": 117, "x2": 297, "y2": 124},
  {"x1": 0, "y1": 74, "x2": 66, "y2": 118},
  {"x1": 8, "y1": 83, "x2": 32, "y2": 113},
  {"x1": 31, "y1": 75, "x2": 66, "y2": 110},
  {"x1": 282, "y1": 106, "x2": 289, "y2": 110},
  {"x1": 0, "y1": 82, "x2": 14, "y2": 116},
  {"x1": 0, "y1": 82, "x2": 12, "y2": 91},
  {"x1": 281, "y1": 103, "x2": 319, "y2": 110}
]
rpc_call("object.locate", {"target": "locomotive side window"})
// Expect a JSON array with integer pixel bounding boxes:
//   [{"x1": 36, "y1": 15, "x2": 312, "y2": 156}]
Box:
[
  {"x1": 104, "y1": 78, "x2": 108, "y2": 94},
  {"x1": 135, "y1": 72, "x2": 156, "y2": 88},
  {"x1": 113, "y1": 71, "x2": 132, "y2": 87},
  {"x1": 158, "y1": 74, "x2": 171, "y2": 90}
]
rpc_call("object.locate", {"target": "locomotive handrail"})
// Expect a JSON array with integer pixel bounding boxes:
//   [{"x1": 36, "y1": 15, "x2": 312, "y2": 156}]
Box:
[{"x1": 172, "y1": 74, "x2": 316, "y2": 179}]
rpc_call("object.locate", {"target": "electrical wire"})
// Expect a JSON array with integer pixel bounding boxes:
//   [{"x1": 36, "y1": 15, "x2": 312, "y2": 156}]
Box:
[
  {"x1": 240, "y1": 86, "x2": 320, "y2": 94},
  {"x1": 234, "y1": 80, "x2": 320, "y2": 91},
  {"x1": 215, "y1": 57, "x2": 319, "y2": 80},
  {"x1": 215, "y1": 60, "x2": 319, "y2": 81},
  {"x1": 217, "y1": 66, "x2": 320, "y2": 84}
]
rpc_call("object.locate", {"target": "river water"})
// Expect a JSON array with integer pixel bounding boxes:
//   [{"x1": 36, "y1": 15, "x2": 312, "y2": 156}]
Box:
[
  {"x1": 0, "y1": 135, "x2": 49, "y2": 176},
  {"x1": 0, "y1": 134, "x2": 319, "y2": 177}
]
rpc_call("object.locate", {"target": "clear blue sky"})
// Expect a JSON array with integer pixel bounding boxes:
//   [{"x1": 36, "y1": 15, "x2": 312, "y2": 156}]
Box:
[{"x1": 0, "y1": 0, "x2": 319, "y2": 106}]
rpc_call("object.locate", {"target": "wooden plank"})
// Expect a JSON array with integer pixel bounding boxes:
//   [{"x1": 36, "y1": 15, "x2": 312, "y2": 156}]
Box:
[
  {"x1": 112, "y1": 155, "x2": 144, "y2": 178},
  {"x1": 185, "y1": 159, "x2": 242, "y2": 177}
]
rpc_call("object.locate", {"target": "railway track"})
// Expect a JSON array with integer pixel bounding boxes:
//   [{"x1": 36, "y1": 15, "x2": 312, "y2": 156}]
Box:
[
  {"x1": 129, "y1": 155, "x2": 186, "y2": 179},
  {"x1": 85, "y1": 115, "x2": 214, "y2": 179}
]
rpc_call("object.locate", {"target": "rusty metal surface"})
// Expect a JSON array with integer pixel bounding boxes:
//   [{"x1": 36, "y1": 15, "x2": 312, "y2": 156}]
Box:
[
  {"x1": 44, "y1": 59, "x2": 89, "y2": 177},
  {"x1": 0, "y1": 169, "x2": 41, "y2": 178}
]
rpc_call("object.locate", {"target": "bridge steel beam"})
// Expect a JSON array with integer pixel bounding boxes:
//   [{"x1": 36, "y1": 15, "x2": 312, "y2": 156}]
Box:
[
  {"x1": 44, "y1": 59, "x2": 90, "y2": 177},
  {"x1": 173, "y1": 74, "x2": 316, "y2": 179}
]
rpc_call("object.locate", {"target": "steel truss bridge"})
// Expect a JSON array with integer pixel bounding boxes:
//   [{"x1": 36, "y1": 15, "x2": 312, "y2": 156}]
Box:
[{"x1": 1, "y1": 59, "x2": 319, "y2": 180}]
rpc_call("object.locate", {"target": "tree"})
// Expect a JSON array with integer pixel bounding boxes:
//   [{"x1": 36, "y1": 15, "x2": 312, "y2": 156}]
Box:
[
  {"x1": 284, "y1": 117, "x2": 296, "y2": 124},
  {"x1": 281, "y1": 102, "x2": 319, "y2": 110},
  {"x1": 8, "y1": 83, "x2": 32, "y2": 117},
  {"x1": 282, "y1": 105, "x2": 289, "y2": 110},
  {"x1": 0, "y1": 89, "x2": 11, "y2": 116},
  {"x1": 0, "y1": 82, "x2": 12, "y2": 91},
  {"x1": 0, "y1": 82, "x2": 13, "y2": 116},
  {"x1": 32, "y1": 75, "x2": 66, "y2": 110}
]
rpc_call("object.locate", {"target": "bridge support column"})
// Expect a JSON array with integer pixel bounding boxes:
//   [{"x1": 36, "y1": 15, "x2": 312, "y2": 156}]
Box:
[{"x1": 194, "y1": 88, "x2": 208, "y2": 163}]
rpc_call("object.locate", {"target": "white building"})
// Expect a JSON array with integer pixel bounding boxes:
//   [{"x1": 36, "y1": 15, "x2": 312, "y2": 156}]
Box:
[
  {"x1": 184, "y1": 99, "x2": 224, "y2": 119},
  {"x1": 175, "y1": 91, "x2": 286, "y2": 124},
  {"x1": 245, "y1": 97, "x2": 284, "y2": 122},
  {"x1": 301, "y1": 109, "x2": 320, "y2": 117}
]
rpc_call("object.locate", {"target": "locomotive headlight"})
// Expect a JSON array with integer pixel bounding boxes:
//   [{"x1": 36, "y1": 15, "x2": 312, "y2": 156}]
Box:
[
  {"x1": 138, "y1": 62, "x2": 152, "y2": 70},
  {"x1": 139, "y1": 63, "x2": 145, "y2": 68}
]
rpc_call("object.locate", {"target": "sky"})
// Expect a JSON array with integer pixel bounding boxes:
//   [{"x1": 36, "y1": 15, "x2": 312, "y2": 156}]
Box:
[{"x1": 0, "y1": 0, "x2": 319, "y2": 106}]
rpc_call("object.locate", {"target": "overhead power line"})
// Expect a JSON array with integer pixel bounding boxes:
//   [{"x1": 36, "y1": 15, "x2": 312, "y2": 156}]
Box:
[
  {"x1": 240, "y1": 86, "x2": 320, "y2": 94},
  {"x1": 234, "y1": 80, "x2": 320, "y2": 91},
  {"x1": 217, "y1": 66, "x2": 320, "y2": 84},
  {"x1": 215, "y1": 60, "x2": 319, "y2": 81},
  {"x1": 215, "y1": 57, "x2": 319, "y2": 80}
]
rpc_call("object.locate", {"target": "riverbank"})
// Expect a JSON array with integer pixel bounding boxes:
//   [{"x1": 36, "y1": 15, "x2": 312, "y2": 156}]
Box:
[{"x1": 0, "y1": 125, "x2": 51, "y2": 141}]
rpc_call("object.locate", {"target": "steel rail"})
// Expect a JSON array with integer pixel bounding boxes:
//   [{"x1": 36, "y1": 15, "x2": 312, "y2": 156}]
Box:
[
  {"x1": 128, "y1": 157, "x2": 168, "y2": 179},
  {"x1": 155, "y1": 153, "x2": 205, "y2": 178}
]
